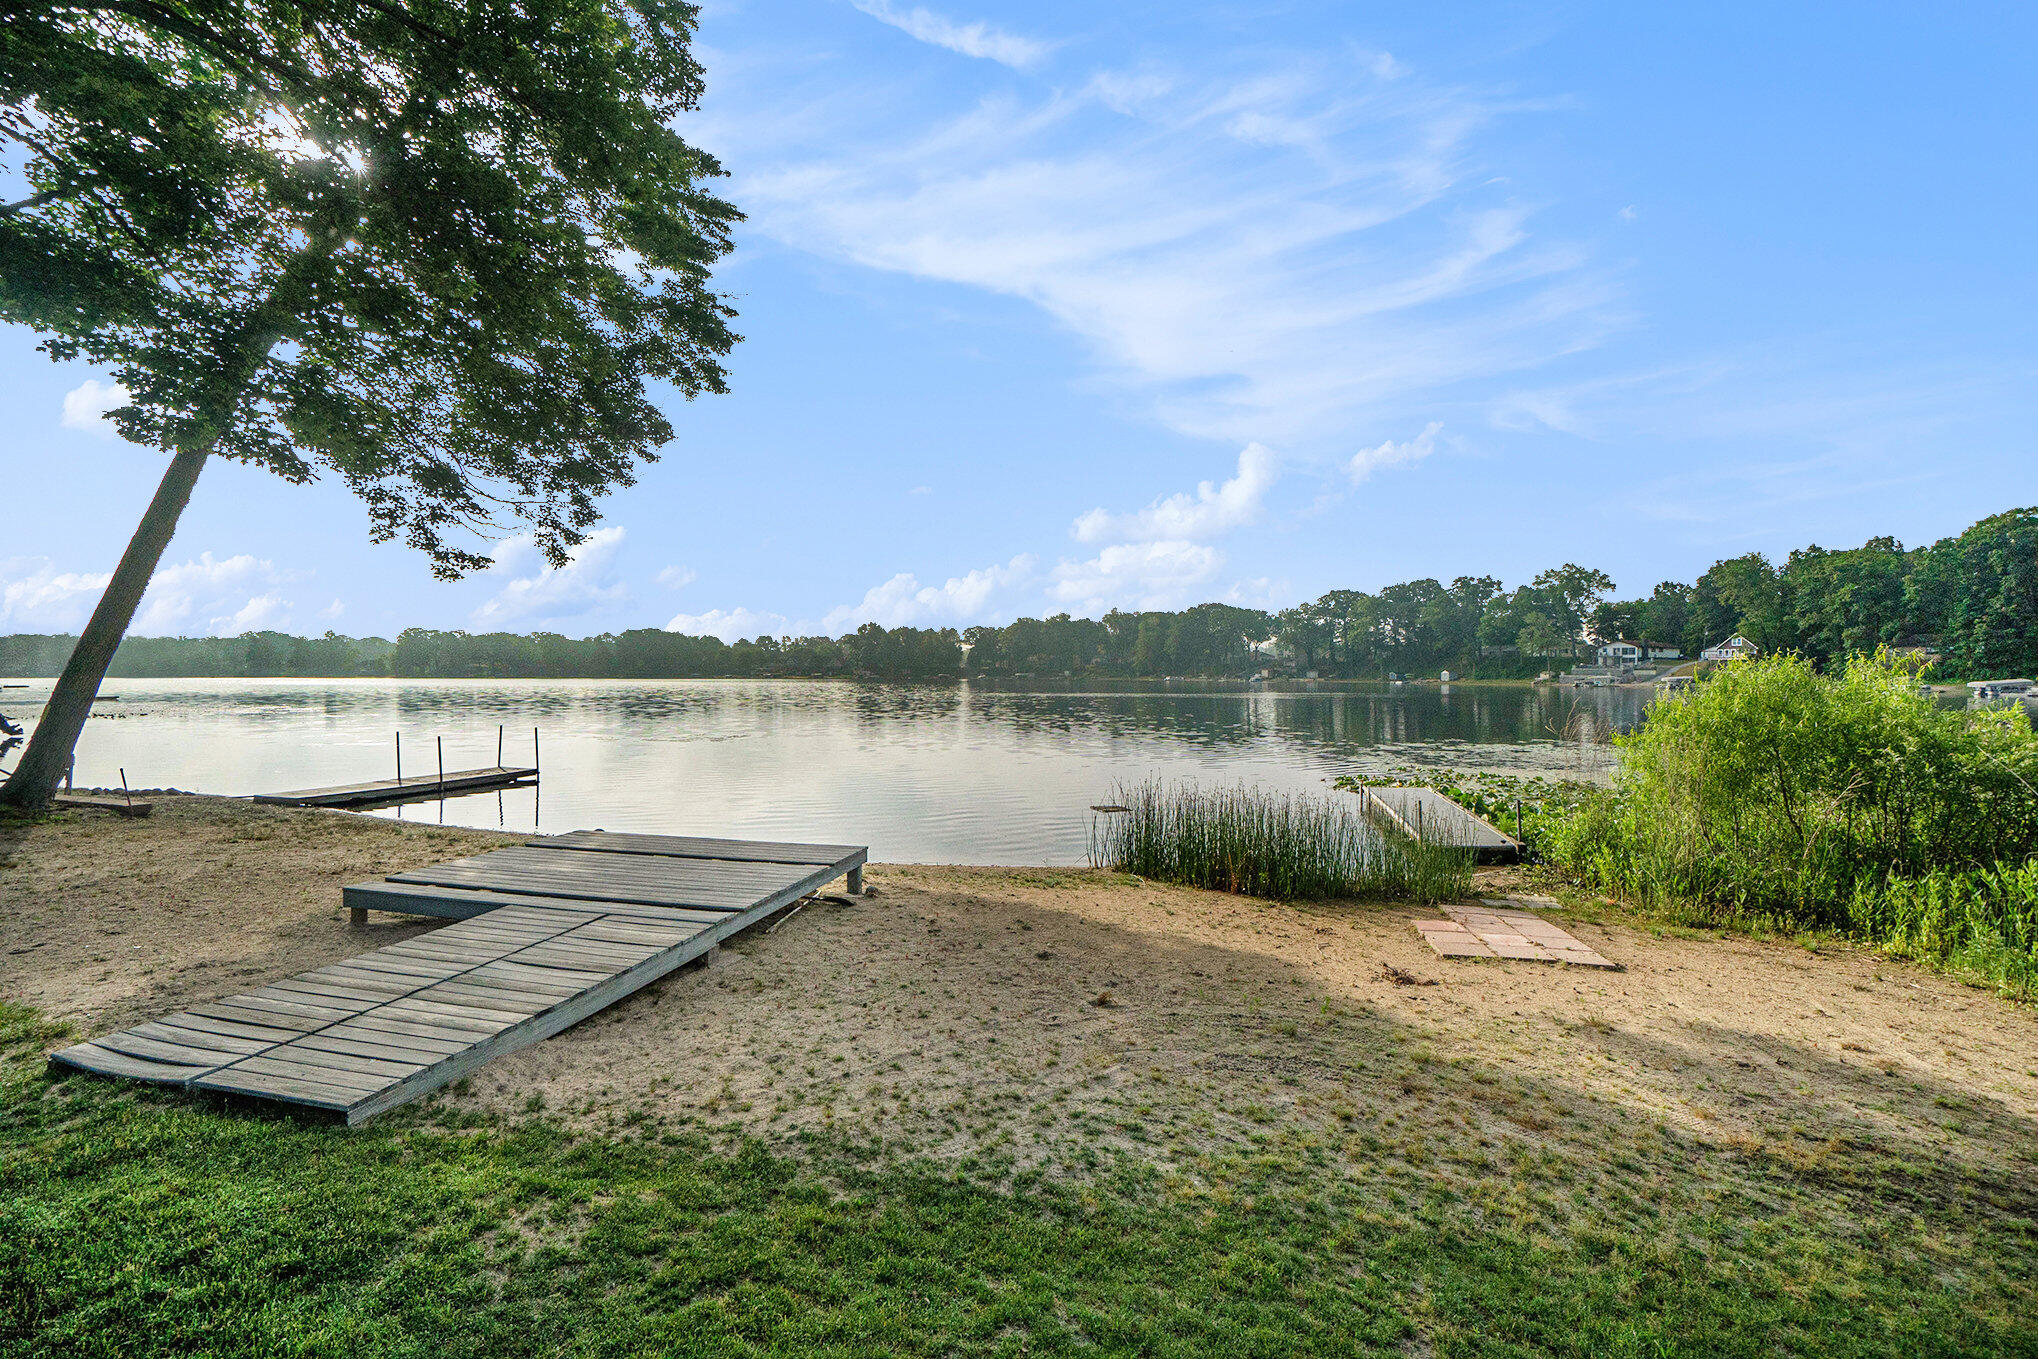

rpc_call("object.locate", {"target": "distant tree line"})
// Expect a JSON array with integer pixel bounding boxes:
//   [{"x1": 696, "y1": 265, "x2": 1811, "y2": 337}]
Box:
[{"x1": 3, "y1": 507, "x2": 2032, "y2": 683}]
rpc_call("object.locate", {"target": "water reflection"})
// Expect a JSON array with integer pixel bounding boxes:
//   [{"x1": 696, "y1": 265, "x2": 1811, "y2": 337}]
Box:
[{"x1": 20, "y1": 678, "x2": 1650, "y2": 864}]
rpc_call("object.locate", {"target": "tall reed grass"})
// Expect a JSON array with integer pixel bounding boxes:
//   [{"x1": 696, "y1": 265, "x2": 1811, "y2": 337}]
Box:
[
  {"x1": 1089, "y1": 777, "x2": 1473, "y2": 902},
  {"x1": 1848, "y1": 862, "x2": 2038, "y2": 999}
]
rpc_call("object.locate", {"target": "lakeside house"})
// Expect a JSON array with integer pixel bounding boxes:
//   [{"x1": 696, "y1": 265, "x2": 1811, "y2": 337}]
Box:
[
  {"x1": 1701, "y1": 635, "x2": 1761, "y2": 663},
  {"x1": 1596, "y1": 639, "x2": 1684, "y2": 668}
]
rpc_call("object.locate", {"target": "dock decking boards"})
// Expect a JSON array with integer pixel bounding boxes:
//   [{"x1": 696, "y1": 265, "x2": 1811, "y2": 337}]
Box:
[
  {"x1": 49, "y1": 831, "x2": 868, "y2": 1123},
  {"x1": 251, "y1": 766, "x2": 539, "y2": 808},
  {"x1": 1356, "y1": 785, "x2": 1521, "y2": 862}
]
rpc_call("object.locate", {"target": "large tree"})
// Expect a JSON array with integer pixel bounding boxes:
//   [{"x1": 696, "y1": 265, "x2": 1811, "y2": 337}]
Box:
[{"x1": 0, "y1": 0, "x2": 738, "y2": 805}]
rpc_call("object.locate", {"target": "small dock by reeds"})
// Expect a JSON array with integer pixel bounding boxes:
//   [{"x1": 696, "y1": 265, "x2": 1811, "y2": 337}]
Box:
[{"x1": 1090, "y1": 778, "x2": 1473, "y2": 902}]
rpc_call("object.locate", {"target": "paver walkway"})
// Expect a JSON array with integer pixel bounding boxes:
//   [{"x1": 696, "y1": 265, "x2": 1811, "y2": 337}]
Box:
[{"x1": 1414, "y1": 900, "x2": 1617, "y2": 968}]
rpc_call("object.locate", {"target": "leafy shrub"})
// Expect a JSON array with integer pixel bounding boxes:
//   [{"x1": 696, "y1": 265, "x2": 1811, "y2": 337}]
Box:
[
  {"x1": 1091, "y1": 777, "x2": 1472, "y2": 902},
  {"x1": 1556, "y1": 651, "x2": 2038, "y2": 927}
]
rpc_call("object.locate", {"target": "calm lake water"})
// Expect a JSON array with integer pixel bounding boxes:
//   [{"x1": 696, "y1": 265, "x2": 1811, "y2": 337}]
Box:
[{"x1": 7, "y1": 678, "x2": 1651, "y2": 864}]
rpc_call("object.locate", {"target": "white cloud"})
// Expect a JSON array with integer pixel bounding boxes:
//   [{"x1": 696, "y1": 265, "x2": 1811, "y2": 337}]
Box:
[
  {"x1": 849, "y1": 0, "x2": 1051, "y2": 69},
  {"x1": 656, "y1": 564, "x2": 698, "y2": 589},
  {"x1": 822, "y1": 554, "x2": 1036, "y2": 632},
  {"x1": 1347, "y1": 421, "x2": 1443, "y2": 482},
  {"x1": 0, "y1": 558, "x2": 113, "y2": 631},
  {"x1": 1073, "y1": 443, "x2": 1277, "y2": 543},
  {"x1": 134, "y1": 552, "x2": 297, "y2": 635},
  {"x1": 320, "y1": 598, "x2": 345, "y2": 621},
  {"x1": 1048, "y1": 540, "x2": 1223, "y2": 614},
  {"x1": 471, "y1": 526, "x2": 628, "y2": 629},
  {"x1": 61, "y1": 379, "x2": 130, "y2": 435},
  {"x1": 664, "y1": 606, "x2": 792, "y2": 643},
  {"x1": 213, "y1": 593, "x2": 288, "y2": 634},
  {"x1": 727, "y1": 56, "x2": 1608, "y2": 451}
]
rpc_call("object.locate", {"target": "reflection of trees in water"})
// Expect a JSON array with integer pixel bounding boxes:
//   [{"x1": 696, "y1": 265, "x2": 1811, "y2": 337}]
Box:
[{"x1": 83, "y1": 679, "x2": 1654, "y2": 768}]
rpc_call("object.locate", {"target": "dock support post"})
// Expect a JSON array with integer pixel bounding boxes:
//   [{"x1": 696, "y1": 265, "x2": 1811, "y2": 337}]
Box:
[
  {"x1": 847, "y1": 865, "x2": 865, "y2": 895},
  {"x1": 350, "y1": 906, "x2": 367, "y2": 926},
  {"x1": 395, "y1": 732, "x2": 402, "y2": 786},
  {"x1": 437, "y1": 736, "x2": 445, "y2": 796}
]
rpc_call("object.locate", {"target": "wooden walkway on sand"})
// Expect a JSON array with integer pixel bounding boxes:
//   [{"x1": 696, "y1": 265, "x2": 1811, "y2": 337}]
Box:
[
  {"x1": 252, "y1": 765, "x2": 539, "y2": 808},
  {"x1": 1354, "y1": 784, "x2": 1521, "y2": 862},
  {"x1": 48, "y1": 831, "x2": 867, "y2": 1123}
]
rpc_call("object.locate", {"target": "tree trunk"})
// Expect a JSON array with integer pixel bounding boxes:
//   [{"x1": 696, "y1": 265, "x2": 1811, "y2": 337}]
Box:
[{"x1": 0, "y1": 445, "x2": 210, "y2": 807}]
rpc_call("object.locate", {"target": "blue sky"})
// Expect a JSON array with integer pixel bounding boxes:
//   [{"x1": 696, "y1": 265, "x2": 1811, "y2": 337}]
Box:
[{"x1": 3, "y1": 1, "x2": 2034, "y2": 641}]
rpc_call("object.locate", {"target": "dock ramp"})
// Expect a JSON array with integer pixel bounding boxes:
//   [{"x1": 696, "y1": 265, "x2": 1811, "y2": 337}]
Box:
[{"x1": 49, "y1": 831, "x2": 866, "y2": 1123}]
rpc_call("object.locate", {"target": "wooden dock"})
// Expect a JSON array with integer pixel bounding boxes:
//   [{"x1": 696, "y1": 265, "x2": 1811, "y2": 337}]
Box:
[
  {"x1": 252, "y1": 765, "x2": 538, "y2": 808},
  {"x1": 1355, "y1": 784, "x2": 1521, "y2": 862},
  {"x1": 48, "y1": 830, "x2": 867, "y2": 1123}
]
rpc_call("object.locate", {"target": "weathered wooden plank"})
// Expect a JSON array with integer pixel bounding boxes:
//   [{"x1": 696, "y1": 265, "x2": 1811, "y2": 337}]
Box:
[
  {"x1": 130, "y1": 1021, "x2": 269, "y2": 1056},
  {"x1": 187, "y1": 1000, "x2": 326, "y2": 1033},
  {"x1": 377, "y1": 995, "x2": 531, "y2": 1028},
  {"x1": 50, "y1": 1041, "x2": 213, "y2": 1084},
  {"x1": 160, "y1": 1010, "x2": 304, "y2": 1045},
  {"x1": 258, "y1": 1042, "x2": 427, "y2": 1081},
  {"x1": 539, "y1": 830, "x2": 864, "y2": 867},
  {"x1": 411, "y1": 982, "x2": 556, "y2": 1015},
  {"x1": 265, "y1": 977, "x2": 411, "y2": 1008},
  {"x1": 192, "y1": 1065, "x2": 364, "y2": 1108},
  {"x1": 228, "y1": 1054, "x2": 407, "y2": 1093},
  {"x1": 330, "y1": 1013, "x2": 497, "y2": 1047},
  {"x1": 79, "y1": 1031, "x2": 232, "y2": 1072},
  {"x1": 241, "y1": 990, "x2": 367, "y2": 1022},
  {"x1": 513, "y1": 941, "x2": 658, "y2": 971},
  {"x1": 253, "y1": 766, "x2": 538, "y2": 808},
  {"x1": 470, "y1": 959, "x2": 616, "y2": 990},
  {"x1": 329, "y1": 956, "x2": 471, "y2": 986},
  {"x1": 297, "y1": 1026, "x2": 466, "y2": 1061}
]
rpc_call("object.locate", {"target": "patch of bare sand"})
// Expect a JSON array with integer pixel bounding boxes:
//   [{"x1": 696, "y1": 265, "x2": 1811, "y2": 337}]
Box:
[
  {"x1": 5, "y1": 797, "x2": 2034, "y2": 1184},
  {"x1": 0, "y1": 794, "x2": 512, "y2": 1028},
  {"x1": 451, "y1": 864, "x2": 2038, "y2": 1177}
]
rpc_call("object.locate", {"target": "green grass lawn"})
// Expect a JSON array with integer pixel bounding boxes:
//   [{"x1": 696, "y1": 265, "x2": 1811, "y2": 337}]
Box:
[{"x1": 3, "y1": 1005, "x2": 2035, "y2": 1357}]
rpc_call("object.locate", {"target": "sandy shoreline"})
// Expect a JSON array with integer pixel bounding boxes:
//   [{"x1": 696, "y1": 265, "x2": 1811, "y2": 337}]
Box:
[{"x1": 3, "y1": 794, "x2": 2033, "y2": 1174}]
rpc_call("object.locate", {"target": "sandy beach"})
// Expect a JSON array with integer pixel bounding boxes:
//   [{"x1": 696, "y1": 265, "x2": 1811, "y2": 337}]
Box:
[{"x1": 5, "y1": 794, "x2": 2031, "y2": 1177}]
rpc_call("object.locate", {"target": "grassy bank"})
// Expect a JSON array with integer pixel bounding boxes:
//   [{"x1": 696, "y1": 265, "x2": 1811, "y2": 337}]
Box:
[
  {"x1": 6, "y1": 997, "x2": 2036, "y2": 1358},
  {"x1": 1091, "y1": 778, "x2": 1473, "y2": 902}
]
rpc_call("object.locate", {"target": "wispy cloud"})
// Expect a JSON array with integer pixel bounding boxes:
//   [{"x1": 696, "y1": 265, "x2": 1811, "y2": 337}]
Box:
[
  {"x1": 471, "y1": 527, "x2": 628, "y2": 628},
  {"x1": 849, "y1": 0, "x2": 1051, "y2": 69},
  {"x1": 729, "y1": 55, "x2": 1607, "y2": 453},
  {"x1": 1073, "y1": 443, "x2": 1277, "y2": 543},
  {"x1": 656, "y1": 564, "x2": 698, "y2": 590},
  {"x1": 1347, "y1": 421, "x2": 1442, "y2": 482}
]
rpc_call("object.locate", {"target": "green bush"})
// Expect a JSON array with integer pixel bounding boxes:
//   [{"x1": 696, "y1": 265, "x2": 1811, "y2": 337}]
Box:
[
  {"x1": 1091, "y1": 777, "x2": 1473, "y2": 902},
  {"x1": 1556, "y1": 651, "x2": 2038, "y2": 926}
]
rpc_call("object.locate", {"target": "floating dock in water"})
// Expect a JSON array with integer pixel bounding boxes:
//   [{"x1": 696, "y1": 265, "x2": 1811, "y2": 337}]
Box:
[
  {"x1": 1356, "y1": 785, "x2": 1521, "y2": 862},
  {"x1": 252, "y1": 765, "x2": 538, "y2": 808},
  {"x1": 49, "y1": 830, "x2": 867, "y2": 1123}
]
